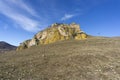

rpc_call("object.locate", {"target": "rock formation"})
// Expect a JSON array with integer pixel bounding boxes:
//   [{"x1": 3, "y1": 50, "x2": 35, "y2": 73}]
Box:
[{"x1": 17, "y1": 23, "x2": 87, "y2": 50}]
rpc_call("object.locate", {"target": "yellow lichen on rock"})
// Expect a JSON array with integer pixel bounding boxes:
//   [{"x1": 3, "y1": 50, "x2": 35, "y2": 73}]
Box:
[
  {"x1": 16, "y1": 40, "x2": 31, "y2": 50},
  {"x1": 17, "y1": 23, "x2": 88, "y2": 50},
  {"x1": 75, "y1": 33, "x2": 87, "y2": 40}
]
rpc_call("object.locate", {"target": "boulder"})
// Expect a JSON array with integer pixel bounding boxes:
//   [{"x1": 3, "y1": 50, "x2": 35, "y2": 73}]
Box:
[{"x1": 17, "y1": 23, "x2": 88, "y2": 50}]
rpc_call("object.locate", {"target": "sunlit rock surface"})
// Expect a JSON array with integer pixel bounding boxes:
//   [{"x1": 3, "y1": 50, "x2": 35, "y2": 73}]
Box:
[{"x1": 17, "y1": 23, "x2": 87, "y2": 50}]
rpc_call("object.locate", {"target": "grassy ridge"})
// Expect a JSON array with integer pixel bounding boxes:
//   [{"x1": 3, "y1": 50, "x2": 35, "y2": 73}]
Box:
[{"x1": 0, "y1": 37, "x2": 120, "y2": 80}]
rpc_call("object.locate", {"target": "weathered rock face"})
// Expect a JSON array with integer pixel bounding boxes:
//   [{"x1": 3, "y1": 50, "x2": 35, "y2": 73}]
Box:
[{"x1": 17, "y1": 23, "x2": 87, "y2": 50}]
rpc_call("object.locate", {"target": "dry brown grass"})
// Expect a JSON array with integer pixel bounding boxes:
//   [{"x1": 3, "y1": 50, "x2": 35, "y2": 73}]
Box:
[{"x1": 0, "y1": 37, "x2": 120, "y2": 80}]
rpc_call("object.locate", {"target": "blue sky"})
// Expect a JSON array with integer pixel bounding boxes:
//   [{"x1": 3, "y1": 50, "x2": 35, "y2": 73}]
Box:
[{"x1": 0, "y1": 0, "x2": 120, "y2": 46}]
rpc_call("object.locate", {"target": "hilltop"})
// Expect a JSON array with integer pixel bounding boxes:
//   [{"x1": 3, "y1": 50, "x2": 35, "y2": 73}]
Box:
[
  {"x1": 0, "y1": 37, "x2": 120, "y2": 80},
  {"x1": 17, "y1": 23, "x2": 87, "y2": 50},
  {"x1": 0, "y1": 41, "x2": 16, "y2": 53},
  {"x1": 0, "y1": 23, "x2": 120, "y2": 80}
]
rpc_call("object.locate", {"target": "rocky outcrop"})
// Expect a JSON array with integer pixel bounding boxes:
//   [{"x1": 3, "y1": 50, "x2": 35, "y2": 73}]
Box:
[{"x1": 17, "y1": 23, "x2": 87, "y2": 50}]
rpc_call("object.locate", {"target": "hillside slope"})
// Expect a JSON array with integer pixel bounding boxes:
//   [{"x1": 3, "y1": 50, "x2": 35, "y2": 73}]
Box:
[
  {"x1": 0, "y1": 41, "x2": 16, "y2": 53},
  {"x1": 0, "y1": 37, "x2": 120, "y2": 80}
]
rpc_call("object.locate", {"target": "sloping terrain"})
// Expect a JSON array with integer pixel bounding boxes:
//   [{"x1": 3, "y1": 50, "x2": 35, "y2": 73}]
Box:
[
  {"x1": 0, "y1": 41, "x2": 16, "y2": 53},
  {"x1": 0, "y1": 37, "x2": 120, "y2": 80}
]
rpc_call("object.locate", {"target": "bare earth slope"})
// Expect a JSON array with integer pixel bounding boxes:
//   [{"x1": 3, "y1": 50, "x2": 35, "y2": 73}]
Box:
[{"x1": 0, "y1": 37, "x2": 120, "y2": 80}]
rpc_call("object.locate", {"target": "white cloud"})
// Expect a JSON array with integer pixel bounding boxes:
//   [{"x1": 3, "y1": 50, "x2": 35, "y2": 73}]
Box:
[
  {"x1": 10, "y1": 14, "x2": 40, "y2": 32},
  {"x1": 61, "y1": 14, "x2": 75, "y2": 21},
  {"x1": 0, "y1": 0, "x2": 40, "y2": 32},
  {"x1": 8, "y1": 0, "x2": 38, "y2": 17}
]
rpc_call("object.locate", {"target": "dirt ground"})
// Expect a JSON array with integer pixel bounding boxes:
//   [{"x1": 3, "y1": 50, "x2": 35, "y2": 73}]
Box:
[{"x1": 0, "y1": 37, "x2": 120, "y2": 80}]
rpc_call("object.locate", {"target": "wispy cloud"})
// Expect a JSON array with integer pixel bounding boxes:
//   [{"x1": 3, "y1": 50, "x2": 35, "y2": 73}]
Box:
[
  {"x1": 61, "y1": 14, "x2": 76, "y2": 21},
  {"x1": 8, "y1": 0, "x2": 38, "y2": 17},
  {"x1": 0, "y1": 0, "x2": 40, "y2": 32}
]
